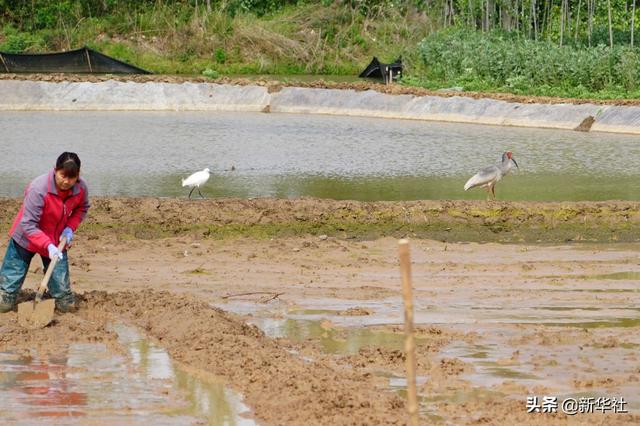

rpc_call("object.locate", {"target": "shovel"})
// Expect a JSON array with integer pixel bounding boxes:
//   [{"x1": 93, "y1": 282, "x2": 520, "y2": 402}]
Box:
[{"x1": 17, "y1": 236, "x2": 67, "y2": 329}]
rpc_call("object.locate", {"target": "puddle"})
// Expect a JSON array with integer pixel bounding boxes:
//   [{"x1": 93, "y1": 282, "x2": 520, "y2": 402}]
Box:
[
  {"x1": 0, "y1": 324, "x2": 257, "y2": 425},
  {"x1": 441, "y1": 341, "x2": 543, "y2": 389},
  {"x1": 441, "y1": 328, "x2": 640, "y2": 415},
  {"x1": 219, "y1": 296, "x2": 640, "y2": 417},
  {"x1": 218, "y1": 297, "x2": 401, "y2": 324},
  {"x1": 288, "y1": 309, "x2": 342, "y2": 316},
  {"x1": 220, "y1": 295, "x2": 640, "y2": 332},
  {"x1": 112, "y1": 324, "x2": 257, "y2": 425},
  {"x1": 476, "y1": 363, "x2": 541, "y2": 380},
  {"x1": 585, "y1": 272, "x2": 640, "y2": 280},
  {"x1": 533, "y1": 306, "x2": 602, "y2": 311},
  {"x1": 425, "y1": 387, "x2": 505, "y2": 404},
  {"x1": 539, "y1": 317, "x2": 640, "y2": 328},
  {"x1": 388, "y1": 375, "x2": 428, "y2": 388},
  {"x1": 253, "y1": 317, "x2": 412, "y2": 355},
  {"x1": 540, "y1": 271, "x2": 640, "y2": 284}
]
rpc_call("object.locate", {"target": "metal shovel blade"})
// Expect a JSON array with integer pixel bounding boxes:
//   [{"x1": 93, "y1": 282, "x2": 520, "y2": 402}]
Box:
[{"x1": 17, "y1": 299, "x2": 55, "y2": 329}]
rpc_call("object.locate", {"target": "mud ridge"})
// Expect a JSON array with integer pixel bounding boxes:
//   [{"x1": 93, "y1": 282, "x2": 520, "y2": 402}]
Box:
[{"x1": 2, "y1": 197, "x2": 639, "y2": 243}]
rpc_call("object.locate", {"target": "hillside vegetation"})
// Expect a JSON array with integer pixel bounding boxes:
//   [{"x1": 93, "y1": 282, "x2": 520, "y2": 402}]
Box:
[{"x1": 1, "y1": 0, "x2": 640, "y2": 99}]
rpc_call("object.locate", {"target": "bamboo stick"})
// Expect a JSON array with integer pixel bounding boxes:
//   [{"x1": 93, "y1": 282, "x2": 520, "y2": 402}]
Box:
[{"x1": 398, "y1": 238, "x2": 418, "y2": 426}]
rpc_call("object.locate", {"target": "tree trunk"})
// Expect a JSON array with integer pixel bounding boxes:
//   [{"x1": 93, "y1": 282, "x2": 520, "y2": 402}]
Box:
[
  {"x1": 632, "y1": 0, "x2": 636, "y2": 47},
  {"x1": 206, "y1": 0, "x2": 211, "y2": 14},
  {"x1": 453, "y1": 0, "x2": 457, "y2": 26},
  {"x1": 587, "y1": 0, "x2": 596, "y2": 47},
  {"x1": 560, "y1": 0, "x2": 565, "y2": 46},
  {"x1": 486, "y1": 0, "x2": 490, "y2": 31},
  {"x1": 575, "y1": 0, "x2": 582, "y2": 42},
  {"x1": 533, "y1": 0, "x2": 539, "y2": 40},
  {"x1": 443, "y1": 0, "x2": 447, "y2": 27},
  {"x1": 565, "y1": 0, "x2": 571, "y2": 38},
  {"x1": 608, "y1": 0, "x2": 613, "y2": 48},
  {"x1": 544, "y1": 0, "x2": 552, "y2": 41}
]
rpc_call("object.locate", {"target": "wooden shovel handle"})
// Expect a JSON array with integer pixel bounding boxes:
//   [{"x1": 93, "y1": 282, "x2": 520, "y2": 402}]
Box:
[{"x1": 35, "y1": 236, "x2": 67, "y2": 302}]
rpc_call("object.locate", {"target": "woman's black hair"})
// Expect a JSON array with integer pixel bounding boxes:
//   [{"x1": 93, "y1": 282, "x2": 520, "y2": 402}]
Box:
[{"x1": 55, "y1": 152, "x2": 81, "y2": 178}]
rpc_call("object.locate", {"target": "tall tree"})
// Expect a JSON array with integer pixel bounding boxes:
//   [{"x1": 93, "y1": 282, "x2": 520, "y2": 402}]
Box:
[
  {"x1": 588, "y1": 0, "x2": 595, "y2": 46},
  {"x1": 560, "y1": 0, "x2": 566, "y2": 45},
  {"x1": 575, "y1": 0, "x2": 582, "y2": 42},
  {"x1": 485, "y1": 0, "x2": 490, "y2": 32},
  {"x1": 632, "y1": 0, "x2": 636, "y2": 47},
  {"x1": 544, "y1": 0, "x2": 553, "y2": 41},
  {"x1": 532, "y1": 0, "x2": 539, "y2": 40},
  {"x1": 607, "y1": 0, "x2": 613, "y2": 47}
]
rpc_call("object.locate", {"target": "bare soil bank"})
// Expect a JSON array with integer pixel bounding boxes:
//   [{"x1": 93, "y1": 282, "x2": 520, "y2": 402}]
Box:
[
  {"x1": 2, "y1": 72, "x2": 639, "y2": 107},
  {"x1": 2, "y1": 197, "x2": 638, "y2": 244}
]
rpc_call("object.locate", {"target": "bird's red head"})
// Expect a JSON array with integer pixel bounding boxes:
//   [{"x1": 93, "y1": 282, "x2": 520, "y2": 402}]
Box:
[{"x1": 505, "y1": 151, "x2": 513, "y2": 159}]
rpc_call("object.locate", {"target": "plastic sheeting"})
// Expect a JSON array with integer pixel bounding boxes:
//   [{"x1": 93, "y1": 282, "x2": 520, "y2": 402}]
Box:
[{"x1": 0, "y1": 47, "x2": 150, "y2": 74}]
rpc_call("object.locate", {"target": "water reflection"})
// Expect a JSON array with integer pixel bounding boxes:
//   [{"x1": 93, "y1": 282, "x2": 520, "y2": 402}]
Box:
[
  {"x1": 1, "y1": 111, "x2": 639, "y2": 200},
  {"x1": 113, "y1": 323, "x2": 257, "y2": 425},
  {"x1": 0, "y1": 349, "x2": 87, "y2": 419},
  {"x1": 0, "y1": 325, "x2": 257, "y2": 425},
  {"x1": 255, "y1": 317, "x2": 414, "y2": 354}
]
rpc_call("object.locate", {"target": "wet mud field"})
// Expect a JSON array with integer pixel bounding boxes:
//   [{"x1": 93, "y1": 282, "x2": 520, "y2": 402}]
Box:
[{"x1": 1, "y1": 197, "x2": 639, "y2": 425}]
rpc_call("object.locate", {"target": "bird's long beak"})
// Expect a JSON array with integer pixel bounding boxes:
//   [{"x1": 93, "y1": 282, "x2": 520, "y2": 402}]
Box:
[{"x1": 512, "y1": 157, "x2": 519, "y2": 168}]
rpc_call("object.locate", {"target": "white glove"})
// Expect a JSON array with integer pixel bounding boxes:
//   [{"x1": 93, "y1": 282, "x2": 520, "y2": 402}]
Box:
[{"x1": 47, "y1": 244, "x2": 64, "y2": 261}]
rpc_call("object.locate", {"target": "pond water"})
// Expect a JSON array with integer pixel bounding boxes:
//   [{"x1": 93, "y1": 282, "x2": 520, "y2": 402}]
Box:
[{"x1": 1, "y1": 111, "x2": 638, "y2": 201}]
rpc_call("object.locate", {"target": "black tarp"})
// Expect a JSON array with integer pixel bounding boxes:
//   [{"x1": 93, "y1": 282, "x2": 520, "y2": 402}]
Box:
[
  {"x1": 359, "y1": 57, "x2": 402, "y2": 83},
  {"x1": 0, "y1": 46, "x2": 150, "y2": 74}
]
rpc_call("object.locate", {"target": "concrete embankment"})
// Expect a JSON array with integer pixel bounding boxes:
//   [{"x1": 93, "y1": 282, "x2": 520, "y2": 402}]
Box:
[{"x1": 2, "y1": 79, "x2": 640, "y2": 134}]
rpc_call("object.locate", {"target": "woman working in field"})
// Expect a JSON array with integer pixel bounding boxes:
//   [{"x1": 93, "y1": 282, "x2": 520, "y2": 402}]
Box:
[{"x1": 0, "y1": 152, "x2": 90, "y2": 313}]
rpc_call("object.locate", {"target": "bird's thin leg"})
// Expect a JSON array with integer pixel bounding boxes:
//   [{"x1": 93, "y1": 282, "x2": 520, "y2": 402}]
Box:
[
  {"x1": 197, "y1": 187, "x2": 205, "y2": 199},
  {"x1": 483, "y1": 186, "x2": 491, "y2": 201},
  {"x1": 188, "y1": 187, "x2": 195, "y2": 199},
  {"x1": 491, "y1": 185, "x2": 496, "y2": 199}
]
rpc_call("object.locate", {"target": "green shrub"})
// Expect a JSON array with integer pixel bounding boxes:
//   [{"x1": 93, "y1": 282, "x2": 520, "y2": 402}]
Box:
[
  {"x1": 214, "y1": 47, "x2": 226, "y2": 63},
  {"x1": 0, "y1": 27, "x2": 45, "y2": 52},
  {"x1": 202, "y1": 68, "x2": 219, "y2": 78},
  {"x1": 417, "y1": 28, "x2": 640, "y2": 94}
]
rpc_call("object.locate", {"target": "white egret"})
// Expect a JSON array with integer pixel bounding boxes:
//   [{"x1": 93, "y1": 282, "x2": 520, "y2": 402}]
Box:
[
  {"x1": 182, "y1": 168, "x2": 210, "y2": 199},
  {"x1": 464, "y1": 152, "x2": 519, "y2": 199}
]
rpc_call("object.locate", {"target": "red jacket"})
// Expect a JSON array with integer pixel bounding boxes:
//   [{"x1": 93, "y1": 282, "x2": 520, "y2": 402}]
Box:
[{"x1": 9, "y1": 170, "x2": 90, "y2": 257}]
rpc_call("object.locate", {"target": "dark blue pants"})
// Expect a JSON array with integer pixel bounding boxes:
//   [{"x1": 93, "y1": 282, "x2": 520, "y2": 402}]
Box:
[{"x1": 0, "y1": 239, "x2": 74, "y2": 305}]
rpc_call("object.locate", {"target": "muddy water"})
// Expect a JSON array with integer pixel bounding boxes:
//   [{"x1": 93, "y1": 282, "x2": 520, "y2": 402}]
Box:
[
  {"x1": 1, "y1": 111, "x2": 639, "y2": 201},
  {"x1": 218, "y1": 291, "x2": 640, "y2": 414},
  {"x1": 0, "y1": 323, "x2": 256, "y2": 425}
]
